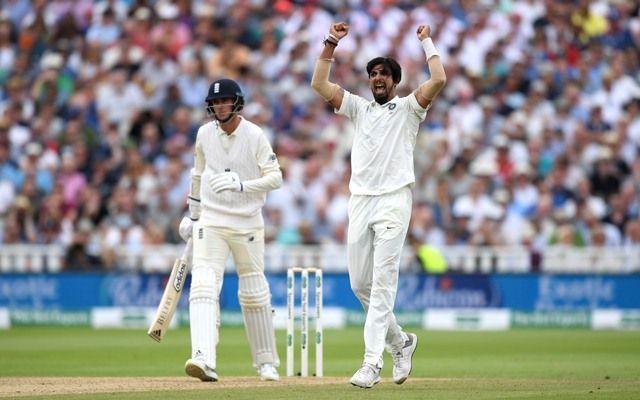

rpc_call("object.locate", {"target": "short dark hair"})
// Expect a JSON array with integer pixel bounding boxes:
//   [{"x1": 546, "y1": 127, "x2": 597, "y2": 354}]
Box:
[{"x1": 366, "y1": 57, "x2": 402, "y2": 84}]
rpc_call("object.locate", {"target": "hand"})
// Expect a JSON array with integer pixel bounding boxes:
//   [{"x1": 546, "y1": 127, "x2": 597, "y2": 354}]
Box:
[
  {"x1": 209, "y1": 171, "x2": 242, "y2": 193},
  {"x1": 178, "y1": 216, "x2": 194, "y2": 242},
  {"x1": 330, "y1": 22, "x2": 349, "y2": 40},
  {"x1": 416, "y1": 25, "x2": 431, "y2": 41}
]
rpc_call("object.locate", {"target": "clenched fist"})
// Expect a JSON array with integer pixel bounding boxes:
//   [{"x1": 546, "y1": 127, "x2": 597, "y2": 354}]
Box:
[
  {"x1": 330, "y1": 22, "x2": 349, "y2": 40},
  {"x1": 416, "y1": 25, "x2": 431, "y2": 41}
]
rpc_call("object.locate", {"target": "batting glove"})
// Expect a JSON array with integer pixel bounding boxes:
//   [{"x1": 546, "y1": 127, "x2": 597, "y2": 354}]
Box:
[
  {"x1": 209, "y1": 171, "x2": 243, "y2": 193},
  {"x1": 178, "y1": 216, "x2": 194, "y2": 242}
]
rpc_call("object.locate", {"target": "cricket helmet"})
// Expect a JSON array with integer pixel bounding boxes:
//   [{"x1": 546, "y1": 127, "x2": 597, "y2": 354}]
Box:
[{"x1": 205, "y1": 78, "x2": 244, "y2": 112}]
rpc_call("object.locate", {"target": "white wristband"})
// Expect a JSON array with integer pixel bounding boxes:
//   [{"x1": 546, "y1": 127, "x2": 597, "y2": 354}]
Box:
[{"x1": 421, "y1": 37, "x2": 439, "y2": 60}]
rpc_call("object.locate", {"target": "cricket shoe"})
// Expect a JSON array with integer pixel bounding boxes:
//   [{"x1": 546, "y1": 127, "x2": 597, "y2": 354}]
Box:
[
  {"x1": 258, "y1": 363, "x2": 280, "y2": 381},
  {"x1": 391, "y1": 332, "x2": 418, "y2": 384},
  {"x1": 185, "y1": 358, "x2": 218, "y2": 381},
  {"x1": 350, "y1": 362, "x2": 381, "y2": 389}
]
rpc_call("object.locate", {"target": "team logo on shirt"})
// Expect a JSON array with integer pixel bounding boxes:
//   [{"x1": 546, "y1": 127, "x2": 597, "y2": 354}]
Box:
[{"x1": 368, "y1": 102, "x2": 397, "y2": 112}]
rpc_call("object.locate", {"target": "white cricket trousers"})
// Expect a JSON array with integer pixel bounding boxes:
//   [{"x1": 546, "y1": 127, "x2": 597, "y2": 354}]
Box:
[
  {"x1": 190, "y1": 224, "x2": 270, "y2": 369},
  {"x1": 192, "y1": 225, "x2": 265, "y2": 276},
  {"x1": 347, "y1": 186, "x2": 412, "y2": 367}
]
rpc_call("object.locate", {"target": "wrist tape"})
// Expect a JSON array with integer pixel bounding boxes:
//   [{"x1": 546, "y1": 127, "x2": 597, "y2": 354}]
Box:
[{"x1": 421, "y1": 38, "x2": 440, "y2": 60}]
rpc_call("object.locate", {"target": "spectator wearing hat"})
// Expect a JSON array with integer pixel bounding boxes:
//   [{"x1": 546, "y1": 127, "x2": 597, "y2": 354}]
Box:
[{"x1": 31, "y1": 51, "x2": 76, "y2": 108}]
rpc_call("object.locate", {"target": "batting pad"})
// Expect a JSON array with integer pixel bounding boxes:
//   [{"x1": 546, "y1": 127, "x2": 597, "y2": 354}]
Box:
[
  {"x1": 238, "y1": 272, "x2": 280, "y2": 368},
  {"x1": 189, "y1": 264, "x2": 220, "y2": 369}
]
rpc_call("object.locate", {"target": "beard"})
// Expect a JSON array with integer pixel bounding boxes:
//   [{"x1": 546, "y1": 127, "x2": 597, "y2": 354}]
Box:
[
  {"x1": 372, "y1": 85, "x2": 392, "y2": 104},
  {"x1": 373, "y1": 94, "x2": 389, "y2": 104}
]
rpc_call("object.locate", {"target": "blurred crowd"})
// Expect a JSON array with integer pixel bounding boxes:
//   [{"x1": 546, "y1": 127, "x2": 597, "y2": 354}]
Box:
[{"x1": 0, "y1": 0, "x2": 639, "y2": 271}]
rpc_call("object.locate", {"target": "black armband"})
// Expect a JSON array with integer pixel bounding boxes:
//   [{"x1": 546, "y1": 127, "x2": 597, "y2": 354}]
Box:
[{"x1": 323, "y1": 37, "x2": 338, "y2": 47}]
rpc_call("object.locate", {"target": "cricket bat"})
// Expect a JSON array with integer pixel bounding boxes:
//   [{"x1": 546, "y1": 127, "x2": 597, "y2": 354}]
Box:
[{"x1": 147, "y1": 238, "x2": 192, "y2": 342}]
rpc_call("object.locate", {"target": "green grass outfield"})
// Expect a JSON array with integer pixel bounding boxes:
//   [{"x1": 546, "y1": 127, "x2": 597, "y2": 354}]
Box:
[{"x1": 1, "y1": 327, "x2": 639, "y2": 399}]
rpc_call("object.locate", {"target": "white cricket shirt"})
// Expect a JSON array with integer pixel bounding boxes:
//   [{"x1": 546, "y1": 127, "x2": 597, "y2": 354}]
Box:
[
  {"x1": 193, "y1": 117, "x2": 281, "y2": 228},
  {"x1": 337, "y1": 91, "x2": 428, "y2": 195}
]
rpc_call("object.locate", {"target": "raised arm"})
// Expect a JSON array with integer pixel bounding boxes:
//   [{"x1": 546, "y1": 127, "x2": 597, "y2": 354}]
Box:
[
  {"x1": 311, "y1": 22, "x2": 349, "y2": 110},
  {"x1": 414, "y1": 25, "x2": 447, "y2": 109}
]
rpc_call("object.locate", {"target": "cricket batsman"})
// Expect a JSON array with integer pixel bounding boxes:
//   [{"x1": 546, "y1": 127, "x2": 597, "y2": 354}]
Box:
[{"x1": 178, "y1": 78, "x2": 282, "y2": 381}]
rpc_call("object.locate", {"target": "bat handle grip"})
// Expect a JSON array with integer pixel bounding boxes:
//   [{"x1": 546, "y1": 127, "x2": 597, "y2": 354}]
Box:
[{"x1": 183, "y1": 238, "x2": 193, "y2": 261}]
